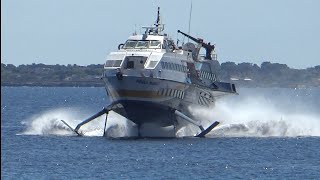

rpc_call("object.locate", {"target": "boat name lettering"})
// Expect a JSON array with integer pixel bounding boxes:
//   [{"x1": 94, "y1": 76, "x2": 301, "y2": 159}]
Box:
[{"x1": 136, "y1": 79, "x2": 159, "y2": 85}]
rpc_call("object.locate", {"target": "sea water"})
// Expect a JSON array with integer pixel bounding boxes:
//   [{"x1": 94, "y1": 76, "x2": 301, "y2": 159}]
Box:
[{"x1": 1, "y1": 87, "x2": 320, "y2": 179}]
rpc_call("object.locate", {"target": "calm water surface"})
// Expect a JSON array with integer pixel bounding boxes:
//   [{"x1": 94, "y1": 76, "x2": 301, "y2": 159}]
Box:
[{"x1": 1, "y1": 87, "x2": 320, "y2": 179}]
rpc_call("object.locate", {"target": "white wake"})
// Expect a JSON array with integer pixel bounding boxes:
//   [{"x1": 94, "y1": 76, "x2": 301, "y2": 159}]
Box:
[
  {"x1": 20, "y1": 108, "x2": 137, "y2": 137},
  {"x1": 189, "y1": 95, "x2": 320, "y2": 137}
]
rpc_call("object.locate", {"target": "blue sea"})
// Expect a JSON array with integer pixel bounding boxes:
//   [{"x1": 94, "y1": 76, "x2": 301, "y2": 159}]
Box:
[{"x1": 1, "y1": 86, "x2": 320, "y2": 179}]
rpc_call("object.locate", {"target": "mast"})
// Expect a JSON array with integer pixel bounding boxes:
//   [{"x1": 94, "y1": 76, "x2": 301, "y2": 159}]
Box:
[
  {"x1": 188, "y1": 1, "x2": 192, "y2": 42},
  {"x1": 155, "y1": 7, "x2": 160, "y2": 34},
  {"x1": 142, "y1": 7, "x2": 164, "y2": 35}
]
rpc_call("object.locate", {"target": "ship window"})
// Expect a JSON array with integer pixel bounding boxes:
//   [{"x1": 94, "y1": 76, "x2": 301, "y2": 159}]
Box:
[
  {"x1": 123, "y1": 40, "x2": 161, "y2": 49},
  {"x1": 167, "y1": 89, "x2": 170, "y2": 96},
  {"x1": 136, "y1": 41, "x2": 149, "y2": 48},
  {"x1": 126, "y1": 61, "x2": 134, "y2": 69},
  {"x1": 175, "y1": 64, "x2": 179, "y2": 71},
  {"x1": 174, "y1": 90, "x2": 178, "y2": 98},
  {"x1": 114, "y1": 60, "x2": 122, "y2": 67},
  {"x1": 147, "y1": 61, "x2": 158, "y2": 68},
  {"x1": 123, "y1": 40, "x2": 138, "y2": 49},
  {"x1": 105, "y1": 60, "x2": 122, "y2": 67},
  {"x1": 165, "y1": 89, "x2": 169, "y2": 96},
  {"x1": 149, "y1": 40, "x2": 161, "y2": 49},
  {"x1": 161, "y1": 89, "x2": 165, "y2": 96},
  {"x1": 105, "y1": 61, "x2": 112, "y2": 67}
]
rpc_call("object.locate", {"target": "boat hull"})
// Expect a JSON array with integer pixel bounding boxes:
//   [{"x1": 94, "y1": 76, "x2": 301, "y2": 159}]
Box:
[
  {"x1": 104, "y1": 76, "x2": 187, "y2": 126},
  {"x1": 103, "y1": 75, "x2": 235, "y2": 128}
]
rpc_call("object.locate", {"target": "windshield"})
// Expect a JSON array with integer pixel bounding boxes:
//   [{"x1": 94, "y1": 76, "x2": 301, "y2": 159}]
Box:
[
  {"x1": 149, "y1": 40, "x2": 161, "y2": 48},
  {"x1": 136, "y1": 41, "x2": 149, "y2": 48},
  {"x1": 123, "y1": 40, "x2": 161, "y2": 49},
  {"x1": 123, "y1": 40, "x2": 138, "y2": 49}
]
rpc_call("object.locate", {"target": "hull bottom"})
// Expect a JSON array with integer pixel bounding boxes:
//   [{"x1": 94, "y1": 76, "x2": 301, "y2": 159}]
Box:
[{"x1": 112, "y1": 100, "x2": 176, "y2": 127}]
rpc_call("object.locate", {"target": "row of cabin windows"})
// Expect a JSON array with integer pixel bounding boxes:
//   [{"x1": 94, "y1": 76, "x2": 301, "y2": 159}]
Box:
[
  {"x1": 158, "y1": 88, "x2": 185, "y2": 99},
  {"x1": 160, "y1": 62, "x2": 188, "y2": 72},
  {"x1": 122, "y1": 40, "x2": 175, "y2": 50},
  {"x1": 199, "y1": 71, "x2": 217, "y2": 81},
  {"x1": 123, "y1": 40, "x2": 162, "y2": 49}
]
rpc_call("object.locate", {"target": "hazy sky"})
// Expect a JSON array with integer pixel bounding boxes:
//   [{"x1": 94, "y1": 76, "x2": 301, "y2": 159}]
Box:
[{"x1": 1, "y1": 0, "x2": 320, "y2": 68}]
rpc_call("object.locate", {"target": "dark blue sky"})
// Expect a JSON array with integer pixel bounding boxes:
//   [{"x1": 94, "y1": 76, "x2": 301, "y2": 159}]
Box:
[{"x1": 2, "y1": 0, "x2": 320, "y2": 68}]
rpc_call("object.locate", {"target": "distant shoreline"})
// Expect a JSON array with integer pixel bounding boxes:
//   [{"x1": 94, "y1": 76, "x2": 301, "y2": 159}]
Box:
[
  {"x1": 1, "y1": 82, "x2": 104, "y2": 87},
  {"x1": 2, "y1": 62, "x2": 319, "y2": 88}
]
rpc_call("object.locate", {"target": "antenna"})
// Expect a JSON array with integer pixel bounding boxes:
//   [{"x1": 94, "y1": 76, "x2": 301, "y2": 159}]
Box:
[
  {"x1": 143, "y1": 6, "x2": 164, "y2": 35},
  {"x1": 155, "y1": 7, "x2": 160, "y2": 34},
  {"x1": 188, "y1": 1, "x2": 193, "y2": 42},
  {"x1": 133, "y1": 24, "x2": 137, "y2": 35}
]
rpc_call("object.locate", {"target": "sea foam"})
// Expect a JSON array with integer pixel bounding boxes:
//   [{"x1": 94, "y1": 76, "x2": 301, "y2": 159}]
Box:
[{"x1": 189, "y1": 94, "x2": 320, "y2": 137}]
